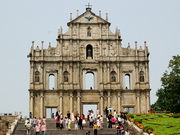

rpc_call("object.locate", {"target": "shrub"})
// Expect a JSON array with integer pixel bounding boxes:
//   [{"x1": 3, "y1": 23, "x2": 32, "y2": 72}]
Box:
[
  {"x1": 144, "y1": 126, "x2": 153, "y2": 132},
  {"x1": 3, "y1": 120, "x2": 9, "y2": 127},
  {"x1": 124, "y1": 111, "x2": 128, "y2": 114},
  {"x1": 127, "y1": 114, "x2": 134, "y2": 118},
  {"x1": 172, "y1": 114, "x2": 180, "y2": 118},
  {"x1": 166, "y1": 111, "x2": 171, "y2": 114},
  {"x1": 134, "y1": 118, "x2": 142, "y2": 124}
]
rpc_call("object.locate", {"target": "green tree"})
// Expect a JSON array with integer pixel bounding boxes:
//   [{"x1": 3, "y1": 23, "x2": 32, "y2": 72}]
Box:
[{"x1": 153, "y1": 55, "x2": 180, "y2": 113}]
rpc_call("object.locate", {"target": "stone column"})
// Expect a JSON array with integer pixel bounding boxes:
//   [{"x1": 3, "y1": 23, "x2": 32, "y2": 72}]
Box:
[
  {"x1": 107, "y1": 63, "x2": 110, "y2": 89},
  {"x1": 135, "y1": 62, "x2": 139, "y2": 89},
  {"x1": 59, "y1": 92, "x2": 63, "y2": 113},
  {"x1": 117, "y1": 91, "x2": 121, "y2": 113},
  {"x1": 41, "y1": 63, "x2": 44, "y2": 89},
  {"x1": 100, "y1": 92, "x2": 104, "y2": 115},
  {"x1": 59, "y1": 63, "x2": 63, "y2": 89},
  {"x1": 99, "y1": 63, "x2": 103, "y2": 90},
  {"x1": 30, "y1": 92, "x2": 34, "y2": 114},
  {"x1": 30, "y1": 63, "x2": 34, "y2": 89},
  {"x1": 136, "y1": 91, "x2": 140, "y2": 113},
  {"x1": 40, "y1": 92, "x2": 44, "y2": 118},
  {"x1": 70, "y1": 92, "x2": 73, "y2": 113},
  {"x1": 107, "y1": 91, "x2": 111, "y2": 107},
  {"x1": 146, "y1": 91, "x2": 150, "y2": 112},
  {"x1": 77, "y1": 91, "x2": 81, "y2": 114}
]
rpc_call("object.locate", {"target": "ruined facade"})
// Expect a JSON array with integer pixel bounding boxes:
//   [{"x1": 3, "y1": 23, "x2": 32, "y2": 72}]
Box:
[{"x1": 28, "y1": 7, "x2": 151, "y2": 118}]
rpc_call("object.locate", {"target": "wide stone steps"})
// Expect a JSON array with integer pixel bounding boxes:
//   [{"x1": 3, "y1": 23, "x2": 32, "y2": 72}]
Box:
[{"x1": 14, "y1": 118, "x2": 137, "y2": 135}]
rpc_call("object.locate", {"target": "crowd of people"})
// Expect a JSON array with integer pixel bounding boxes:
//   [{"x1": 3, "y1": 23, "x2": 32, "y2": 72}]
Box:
[
  {"x1": 54, "y1": 107, "x2": 130, "y2": 135},
  {"x1": 24, "y1": 107, "x2": 131, "y2": 135},
  {"x1": 24, "y1": 112, "x2": 47, "y2": 135}
]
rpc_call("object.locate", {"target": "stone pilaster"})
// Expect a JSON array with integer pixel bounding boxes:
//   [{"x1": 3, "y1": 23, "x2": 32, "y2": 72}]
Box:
[
  {"x1": 59, "y1": 92, "x2": 63, "y2": 113},
  {"x1": 136, "y1": 91, "x2": 140, "y2": 113},
  {"x1": 30, "y1": 92, "x2": 34, "y2": 114},
  {"x1": 100, "y1": 92, "x2": 104, "y2": 115},
  {"x1": 77, "y1": 91, "x2": 81, "y2": 114},
  {"x1": 40, "y1": 92, "x2": 44, "y2": 118},
  {"x1": 107, "y1": 91, "x2": 111, "y2": 107},
  {"x1": 70, "y1": 92, "x2": 73, "y2": 113},
  {"x1": 117, "y1": 91, "x2": 121, "y2": 113}
]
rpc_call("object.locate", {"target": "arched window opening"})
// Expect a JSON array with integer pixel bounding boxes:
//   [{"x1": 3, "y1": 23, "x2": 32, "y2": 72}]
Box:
[
  {"x1": 110, "y1": 71, "x2": 116, "y2": 82},
  {"x1": 49, "y1": 74, "x2": 55, "y2": 90},
  {"x1": 125, "y1": 74, "x2": 130, "y2": 89},
  {"x1": 86, "y1": 45, "x2": 93, "y2": 58},
  {"x1": 63, "y1": 71, "x2": 69, "y2": 82},
  {"x1": 35, "y1": 71, "x2": 40, "y2": 82},
  {"x1": 139, "y1": 71, "x2": 144, "y2": 82},
  {"x1": 86, "y1": 72, "x2": 94, "y2": 90},
  {"x1": 87, "y1": 26, "x2": 91, "y2": 37}
]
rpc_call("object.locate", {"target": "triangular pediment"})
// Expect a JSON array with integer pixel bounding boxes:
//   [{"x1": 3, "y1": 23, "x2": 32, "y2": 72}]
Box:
[{"x1": 67, "y1": 8, "x2": 110, "y2": 26}]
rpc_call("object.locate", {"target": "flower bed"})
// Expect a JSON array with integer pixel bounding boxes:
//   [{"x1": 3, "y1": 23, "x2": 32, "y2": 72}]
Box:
[{"x1": 127, "y1": 113, "x2": 180, "y2": 135}]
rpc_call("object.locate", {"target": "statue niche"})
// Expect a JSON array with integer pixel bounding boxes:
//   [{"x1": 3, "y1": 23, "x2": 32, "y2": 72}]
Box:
[{"x1": 86, "y1": 45, "x2": 93, "y2": 59}]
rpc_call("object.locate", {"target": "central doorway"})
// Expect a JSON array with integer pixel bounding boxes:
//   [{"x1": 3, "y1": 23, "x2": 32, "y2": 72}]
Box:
[
  {"x1": 83, "y1": 104, "x2": 98, "y2": 118},
  {"x1": 46, "y1": 107, "x2": 57, "y2": 118}
]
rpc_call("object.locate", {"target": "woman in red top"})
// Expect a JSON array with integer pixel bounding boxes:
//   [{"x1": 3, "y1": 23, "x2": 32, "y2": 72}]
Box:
[
  {"x1": 55, "y1": 116, "x2": 60, "y2": 129},
  {"x1": 111, "y1": 116, "x2": 116, "y2": 124},
  {"x1": 81, "y1": 114, "x2": 86, "y2": 127}
]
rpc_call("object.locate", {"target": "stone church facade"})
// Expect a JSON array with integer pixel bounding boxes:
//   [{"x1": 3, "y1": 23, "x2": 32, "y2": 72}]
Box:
[{"x1": 28, "y1": 7, "x2": 151, "y2": 118}]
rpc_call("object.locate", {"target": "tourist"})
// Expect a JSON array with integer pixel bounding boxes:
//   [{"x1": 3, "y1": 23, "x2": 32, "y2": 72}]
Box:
[
  {"x1": 85, "y1": 131, "x2": 91, "y2": 135},
  {"x1": 97, "y1": 117, "x2": 101, "y2": 128},
  {"x1": 64, "y1": 117, "x2": 68, "y2": 129},
  {"x1": 29, "y1": 112, "x2": 33, "y2": 119},
  {"x1": 114, "y1": 110, "x2": 117, "y2": 118},
  {"x1": 34, "y1": 123, "x2": 41, "y2": 135},
  {"x1": 60, "y1": 117, "x2": 64, "y2": 130},
  {"x1": 67, "y1": 111, "x2": 71, "y2": 119},
  {"x1": 116, "y1": 123, "x2": 124, "y2": 135},
  {"x1": 105, "y1": 107, "x2": 109, "y2": 117},
  {"x1": 111, "y1": 116, "x2": 116, "y2": 128},
  {"x1": 108, "y1": 115, "x2": 112, "y2": 128},
  {"x1": 89, "y1": 116, "x2": 94, "y2": 128},
  {"x1": 82, "y1": 114, "x2": 86, "y2": 127},
  {"x1": 60, "y1": 113, "x2": 63, "y2": 119},
  {"x1": 51, "y1": 113, "x2": 54, "y2": 119},
  {"x1": 117, "y1": 115, "x2": 122, "y2": 125},
  {"x1": 55, "y1": 116, "x2": 60, "y2": 129},
  {"x1": 68, "y1": 118, "x2": 72, "y2": 131},
  {"x1": 71, "y1": 111, "x2": 75, "y2": 122},
  {"x1": 24, "y1": 118, "x2": 29, "y2": 127},
  {"x1": 96, "y1": 108, "x2": 100, "y2": 117},
  {"x1": 41, "y1": 122, "x2": 47, "y2": 135},
  {"x1": 56, "y1": 110, "x2": 61, "y2": 117},
  {"x1": 122, "y1": 113, "x2": 127, "y2": 124},
  {"x1": 125, "y1": 129, "x2": 130, "y2": 135},
  {"x1": 93, "y1": 122, "x2": 98, "y2": 135},
  {"x1": 100, "y1": 115, "x2": 103, "y2": 123},
  {"x1": 74, "y1": 118, "x2": 78, "y2": 130},
  {"x1": 32, "y1": 117, "x2": 37, "y2": 128},
  {"x1": 42, "y1": 116, "x2": 46, "y2": 124},
  {"x1": 26, "y1": 121, "x2": 32, "y2": 135},
  {"x1": 37, "y1": 117, "x2": 41, "y2": 125},
  {"x1": 78, "y1": 117, "x2": 83, "y2": 130}
]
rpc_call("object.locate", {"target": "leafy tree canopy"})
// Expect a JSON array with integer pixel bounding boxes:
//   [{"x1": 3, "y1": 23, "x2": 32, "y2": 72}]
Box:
[{"x1": 151, "y1": 55, "x2": 180, "y2": 113}]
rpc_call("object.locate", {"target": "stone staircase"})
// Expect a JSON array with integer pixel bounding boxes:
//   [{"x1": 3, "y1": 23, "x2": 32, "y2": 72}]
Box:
[{"x1": 14, "y1": 118, "x2": 137, "y2": 135}]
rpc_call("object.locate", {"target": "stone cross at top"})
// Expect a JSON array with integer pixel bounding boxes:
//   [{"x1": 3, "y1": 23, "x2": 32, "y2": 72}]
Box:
[{"x1": 85, "y1": 3, "x2": 92, "y2": 8}]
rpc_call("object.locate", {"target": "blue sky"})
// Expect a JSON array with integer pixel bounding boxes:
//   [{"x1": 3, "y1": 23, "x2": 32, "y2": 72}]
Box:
[{"x1": 0, "y1": 0, "x2": 179, "y2": 116}]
